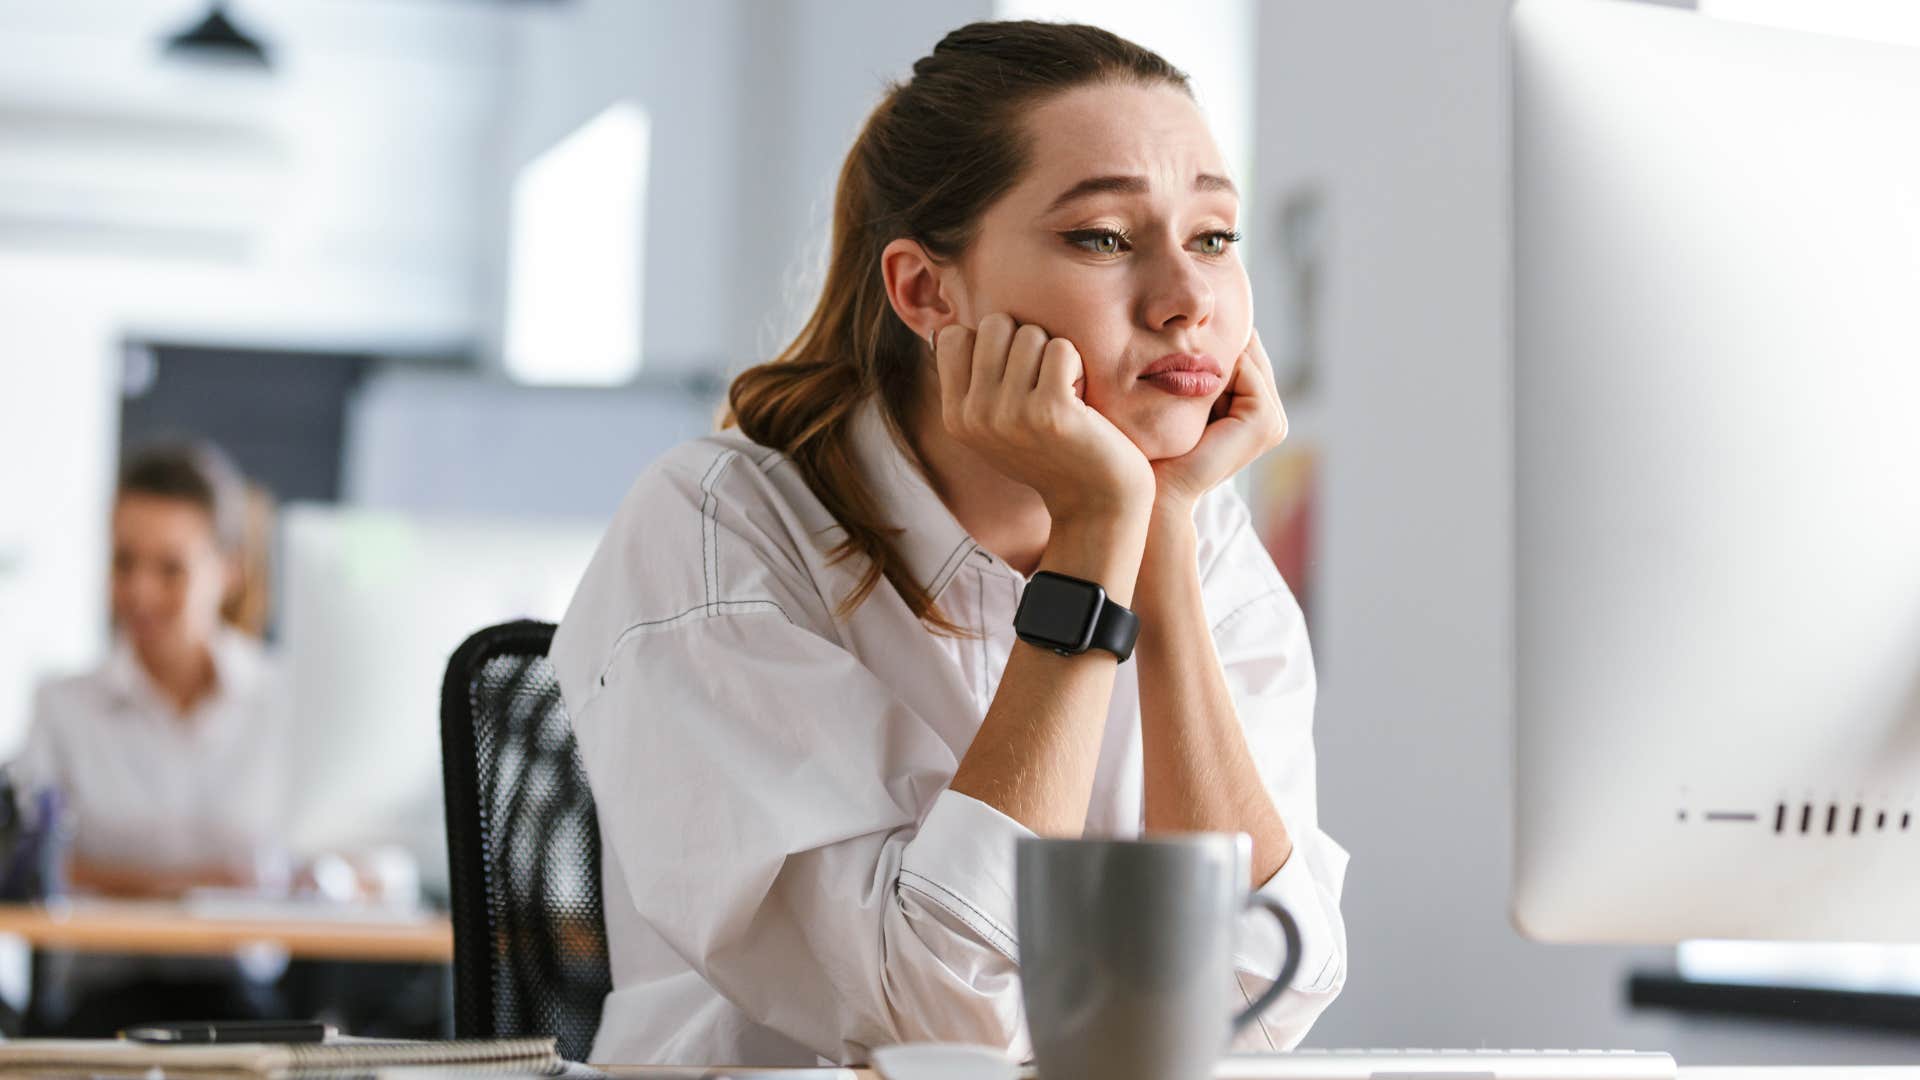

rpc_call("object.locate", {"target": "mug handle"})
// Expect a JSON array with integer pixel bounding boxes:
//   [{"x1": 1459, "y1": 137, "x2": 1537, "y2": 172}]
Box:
[{"x1": 1230, "y1": 894, "x2": 1303, "y2": 1035}]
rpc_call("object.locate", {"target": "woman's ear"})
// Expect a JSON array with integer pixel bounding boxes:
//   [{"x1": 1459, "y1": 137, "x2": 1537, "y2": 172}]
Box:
[{"x1": 880, "y1": 238, "x2": 964, "y2": 348}]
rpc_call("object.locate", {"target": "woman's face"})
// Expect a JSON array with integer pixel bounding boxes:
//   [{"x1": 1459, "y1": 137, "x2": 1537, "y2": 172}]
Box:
[
  {"x1": 111, "y1": 494, "x2": 230, "y2": 657},
  {"x1": 948, "y1": 81, "x2": 1253, "y2": 461}
]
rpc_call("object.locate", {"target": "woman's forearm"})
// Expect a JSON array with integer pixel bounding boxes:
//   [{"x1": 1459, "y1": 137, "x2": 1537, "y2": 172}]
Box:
[
  {"x1": 949, "y1": 510, "x2": 1148, "y2": 837},
  {"x1": 1132, "y1": 504, "x2": 1293, "y2": 887}
]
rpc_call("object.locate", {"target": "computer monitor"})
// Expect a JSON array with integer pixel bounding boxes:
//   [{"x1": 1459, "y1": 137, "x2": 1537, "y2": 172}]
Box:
[
  {"x1": 278, "y1": 504, "x2": 603, "y2": 898},
  {"x1": 1511, "y1": 0, "x2": 1920, "y2": 943}
]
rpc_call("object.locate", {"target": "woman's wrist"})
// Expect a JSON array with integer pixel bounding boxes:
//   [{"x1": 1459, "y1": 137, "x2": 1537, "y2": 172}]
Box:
[
  {"x1": 1044, "y1": 468, "x2": 1156, "y2": 527},
  {"x1": 1134, "y1": 503, "x2": 1201, "y2": 618},
  {"x1": 1147, "y1": 496, "x2": 1200, "y2": 560},
  {"x1": 1149, "y1": 489, "x2": 1201, "y2": 531},
  {"x1": 1041, "y1": 508, "x2": 1149, "y2": 608}
]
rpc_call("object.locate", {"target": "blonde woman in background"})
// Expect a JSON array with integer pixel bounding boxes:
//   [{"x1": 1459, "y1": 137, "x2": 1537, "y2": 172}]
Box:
[{"x1": 10, "y1": 441, "x2": 290, "y2": 1032}]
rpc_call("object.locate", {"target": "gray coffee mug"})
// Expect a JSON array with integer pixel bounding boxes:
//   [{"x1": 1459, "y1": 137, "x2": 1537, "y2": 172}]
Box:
[{"x1": 1016, "y1": 834, "x2": 1302, "y2": 1080}]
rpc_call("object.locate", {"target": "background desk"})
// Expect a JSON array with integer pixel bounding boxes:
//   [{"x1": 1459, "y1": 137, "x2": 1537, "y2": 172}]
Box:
[{"x1": 0, "y1": 900, "x2": 453, "y2": 964}]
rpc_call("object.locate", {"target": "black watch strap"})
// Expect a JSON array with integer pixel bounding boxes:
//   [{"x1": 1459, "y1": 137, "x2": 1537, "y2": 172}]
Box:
[{"x1": 1089, "y1": 595, "x2": 1140, "y2": 662}]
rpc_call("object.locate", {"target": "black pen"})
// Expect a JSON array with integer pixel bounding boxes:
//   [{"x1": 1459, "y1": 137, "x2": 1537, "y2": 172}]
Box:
[{"x1": 122, "y1": 1020, "x2": 335, "y2": 1044}]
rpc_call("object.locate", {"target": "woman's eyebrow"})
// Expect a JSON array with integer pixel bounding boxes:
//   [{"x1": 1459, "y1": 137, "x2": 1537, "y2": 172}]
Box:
[{"x1": 1044, "y1": 172, "x2": 1238, "y2": 213}]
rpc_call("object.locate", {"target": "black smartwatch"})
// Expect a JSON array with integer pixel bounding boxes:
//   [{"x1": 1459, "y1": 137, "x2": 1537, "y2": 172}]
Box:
[{"x1": 1013, "y1": 571, "x2": 1140, "y2": 662}]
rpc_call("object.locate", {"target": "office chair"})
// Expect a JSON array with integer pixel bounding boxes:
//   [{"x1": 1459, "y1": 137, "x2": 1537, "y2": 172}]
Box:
[{"x1": 440, "y1": 619, "x2": 611, "y2": 1062}]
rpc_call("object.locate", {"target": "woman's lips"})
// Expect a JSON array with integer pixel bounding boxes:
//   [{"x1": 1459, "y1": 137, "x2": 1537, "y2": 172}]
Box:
[
  {"x1": 1138, "y1": 353, "x2": 1225, "y2": 398},
  {"x1": 1141, "y1": 370, "x2": 1224, "y2": 397}
]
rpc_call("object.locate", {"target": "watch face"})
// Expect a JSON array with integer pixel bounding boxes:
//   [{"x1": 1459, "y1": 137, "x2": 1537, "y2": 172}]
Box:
[{"x1": 1015, "y1": 573, "x2": 1101, "y2": 652}]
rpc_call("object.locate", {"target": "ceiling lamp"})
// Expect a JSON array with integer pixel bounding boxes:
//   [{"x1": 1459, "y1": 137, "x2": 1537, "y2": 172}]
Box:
[{"x1": 163, "y1": 3, "x2": 272, "y2": 69}]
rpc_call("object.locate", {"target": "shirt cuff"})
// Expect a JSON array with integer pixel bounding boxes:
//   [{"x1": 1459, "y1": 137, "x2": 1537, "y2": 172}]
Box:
[
  {"x1": 1235, "y1": 840, "x2": 1339, "y2": 993},
  {"x1": 897, "y1": 789, "x2": 1036, "y2": 962}
]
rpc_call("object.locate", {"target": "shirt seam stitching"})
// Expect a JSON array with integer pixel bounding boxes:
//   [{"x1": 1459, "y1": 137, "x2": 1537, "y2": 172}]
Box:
[
  {"x1": 1236, "y1": 971, "x2": 1278, "y2": 1051},
  {"x1": 1236, "y1": 924, "x2": 1337, "y2": 993},
  {"x1": 896, "y1": 868, "x2": 1018, "y2": 961},
  {"x1": 588, "y1": 600, "x2": 797, "y2": 699},
  {"x1": 1304, "y1": 940, "x2": 1337, "y2": 991},
  {"x1": 1210, "y1": 586, "x2": 1284, "y2": 635},
  {"x1": 926, "y1": 537, "x2": 975, "y2": 600},
  {"x1": 1232, "y1": 944, "x2": 1335, "y2": 994},
  {"x1": 973, "y1": 566, "x2": 990, "y2": 702},
  {"x1": 699, "y1": 450, "x2": 738, "y2": 616},
  {"x1": 898, "y1": 880, "x2": 1014, "y2": 964}
]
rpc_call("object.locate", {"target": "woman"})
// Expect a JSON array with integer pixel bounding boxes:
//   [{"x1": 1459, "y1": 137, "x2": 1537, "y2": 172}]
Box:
[
  {"x1": 11, "y1": 442, "x2": 290, "y2": 1032},
  {"x1": 552, "y1": 21, "x2": 1349, "y2": 1067},
  {"x1": 15, "y1": 441, "x2": 289, "y2": 898}
]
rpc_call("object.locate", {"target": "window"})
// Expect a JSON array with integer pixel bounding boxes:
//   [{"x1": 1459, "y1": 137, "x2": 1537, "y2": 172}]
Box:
[{"x1": 504, "y1": 102, "x2": 649, "y2": 386}]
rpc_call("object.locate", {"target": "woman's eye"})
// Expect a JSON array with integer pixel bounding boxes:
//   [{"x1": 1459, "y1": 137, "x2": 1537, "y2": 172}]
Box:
[
  {"x1": 1066, "y1": 230, "x2": 1129, "y2": 256},
  {"x1": 1194, "y1": 230, "x2": 1243, "y2": 256},
  {"x1": 1064, "y1": 229, "x2": 1239, "y2": 257}
]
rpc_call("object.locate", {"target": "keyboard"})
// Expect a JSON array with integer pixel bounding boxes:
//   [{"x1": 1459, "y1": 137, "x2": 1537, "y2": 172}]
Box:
[{"x1": 1214, "y1": 1048, "x2": 1677, "y2": 1079}]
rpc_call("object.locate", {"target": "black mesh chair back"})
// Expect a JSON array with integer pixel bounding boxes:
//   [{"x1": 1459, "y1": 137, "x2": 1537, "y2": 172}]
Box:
[{"x1": 440, "y1": 619, "x2": 611, "y2": 1062}]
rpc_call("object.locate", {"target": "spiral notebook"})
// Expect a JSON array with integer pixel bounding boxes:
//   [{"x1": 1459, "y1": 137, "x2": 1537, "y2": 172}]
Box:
[{"x1": 0, "y1": 1036, "x2": 565, "y2": 1078}]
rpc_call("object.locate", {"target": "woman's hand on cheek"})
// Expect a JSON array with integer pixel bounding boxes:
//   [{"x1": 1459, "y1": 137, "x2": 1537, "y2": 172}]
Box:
[
  {"x1": 936, "y1": 313, "x2": 1155, "y2": 526},
  {"x1": 1151, "y1": 329, "x2": 1289, "y2": 513}
]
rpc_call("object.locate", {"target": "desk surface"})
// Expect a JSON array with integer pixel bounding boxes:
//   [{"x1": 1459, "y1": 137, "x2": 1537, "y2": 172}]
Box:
[
  {"x1": 606, "y1": 1060, "x2": 1920, "y2": 1068},
  {"x1": 595, "y1": 1060, "x2": 1920, "y2": 1068},
  {"x1": 0, "y1": 899, "x2": 453, "y2": 963}
]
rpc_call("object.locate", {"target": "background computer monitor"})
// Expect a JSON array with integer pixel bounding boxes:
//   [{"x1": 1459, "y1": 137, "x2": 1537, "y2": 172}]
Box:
[
  {"x1": 279, "y1": 504, "x2": 603, "y2": 899},
  {"x1": 1511, "y1": 0, "x2": 1920, "y2": 943}
]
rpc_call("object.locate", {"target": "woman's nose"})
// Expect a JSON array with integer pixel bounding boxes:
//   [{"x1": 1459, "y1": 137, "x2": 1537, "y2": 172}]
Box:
[
  {"x1": 1140, "y1": 248, "x2": 1214, "y2": 332},
  {"x1": 121, "y1": 569, "x2": 164, "y2": 613}
]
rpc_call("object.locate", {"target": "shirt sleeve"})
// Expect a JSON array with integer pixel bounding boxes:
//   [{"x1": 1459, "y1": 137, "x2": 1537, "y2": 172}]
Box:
[
  {"x1": 565, "y1": 608, "x2": 1037, "y2": 1066},
  {"x1": 1198, "y1": 489, "x2": 1351, "y2": 1052},
  {"x1": 8, "y1": 681, "x2": 66, "y2": 815},
  {"x1": 255, "y1": 660, "x2": 297, "y2": 848}
]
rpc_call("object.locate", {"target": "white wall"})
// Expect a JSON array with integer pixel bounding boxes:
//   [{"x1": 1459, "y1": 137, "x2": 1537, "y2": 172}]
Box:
[
  {"x1": 1257, "y1": 0, "x2": 1920, "y2": 1062},
  {"x1": 0, "y1": 261, "x2": 119, "y2": 757},
  {"x1": 731, "y1": 0, "x2": 999, "y2": 362},
  {"x1": 481, "y1": 0, "x2": 994, "y2": 381},
  {"x1": 342, "y1": 369, "x2": 723, "y2": 521}
]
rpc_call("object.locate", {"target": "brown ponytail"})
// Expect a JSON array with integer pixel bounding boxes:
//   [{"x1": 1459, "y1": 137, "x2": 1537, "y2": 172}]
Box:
[{"x1": 723, "y1": 20, "x2": 1190, "y2": 631}]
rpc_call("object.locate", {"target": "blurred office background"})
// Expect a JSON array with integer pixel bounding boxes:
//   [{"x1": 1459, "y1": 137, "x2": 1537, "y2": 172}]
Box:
[{"x1": 2, "y1": 0, "x2": 1919, "y2": 1060}]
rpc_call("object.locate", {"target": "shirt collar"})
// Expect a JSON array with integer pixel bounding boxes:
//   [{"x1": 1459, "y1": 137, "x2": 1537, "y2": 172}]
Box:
[
  {"x1": 847, "y1": 395, "x2": 1006, "y2": 599},
  {"x1": 104, "y1": 626, "x2": 262, "y2": 720}
]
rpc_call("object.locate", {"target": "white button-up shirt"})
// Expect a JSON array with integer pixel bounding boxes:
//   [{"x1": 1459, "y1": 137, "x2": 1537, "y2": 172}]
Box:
[
  {"x1": 12, "y1": 627, "x2": 291, "y2": 874},
  {"x1": 551, "y1": 399, "x2": 1349, "y2": 1068}
]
